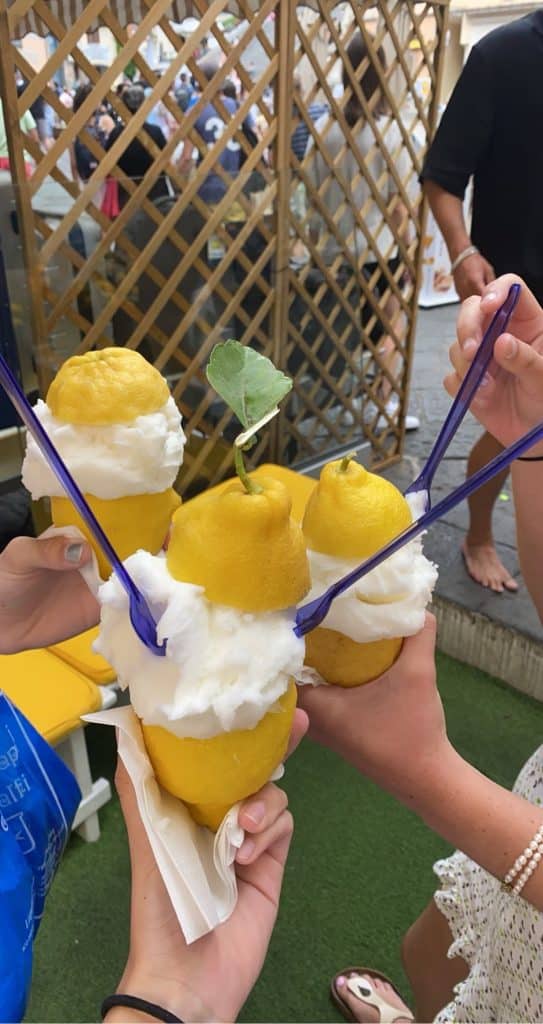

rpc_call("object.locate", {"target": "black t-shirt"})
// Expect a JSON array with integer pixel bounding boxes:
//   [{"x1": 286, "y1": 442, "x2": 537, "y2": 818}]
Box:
[
  {"x1": 105, "y1": 121, "x2": 169, "y2": 207},
  {"x1": 421, "y1": 11, "x2": 543, "y2": 299}
]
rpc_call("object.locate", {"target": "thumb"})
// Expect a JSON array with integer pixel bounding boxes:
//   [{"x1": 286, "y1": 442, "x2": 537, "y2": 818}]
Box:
[
  {"x1": 398, "y1": 611, "x2": 437, "y2": 667},
  {"x1": 493, "y1": 333, "x2": 543, "y2": 385},
  {"x1": 3, "y1": 534, "x2": 92, "y2": 574},
  {"x1": 286, "y1": 707, "x2": 309, "y2": 758}
]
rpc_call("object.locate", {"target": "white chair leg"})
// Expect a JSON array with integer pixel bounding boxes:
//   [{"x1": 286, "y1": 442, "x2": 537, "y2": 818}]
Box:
[{"x1": 55, "y1": 727, "x2": 111, "y2": 843}]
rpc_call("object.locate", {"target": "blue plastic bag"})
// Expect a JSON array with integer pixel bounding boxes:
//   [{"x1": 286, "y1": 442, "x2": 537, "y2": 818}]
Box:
[{"x1": 0, "y1": 692, "x2": 81, "y2": 1022}]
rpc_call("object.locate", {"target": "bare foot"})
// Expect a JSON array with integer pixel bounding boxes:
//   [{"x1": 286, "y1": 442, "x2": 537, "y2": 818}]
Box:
[
  {"x1": 333, "y1": 971, "x2": 413, "y2": 1023},
  {"x1": 461, "y1": 540, "x2": 519, "y2": 594}
]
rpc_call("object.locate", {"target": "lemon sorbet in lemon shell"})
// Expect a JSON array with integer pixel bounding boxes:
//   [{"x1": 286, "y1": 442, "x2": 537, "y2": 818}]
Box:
[
  {"x1": 302, "y1": 456, "x2": 437, "y2": 687},
  {"x1": 96, "y1": 475, "x2": 309, "y2": 831},
  {"x1": 22, "y1": 349, "x2": 185, "y2": 578}
]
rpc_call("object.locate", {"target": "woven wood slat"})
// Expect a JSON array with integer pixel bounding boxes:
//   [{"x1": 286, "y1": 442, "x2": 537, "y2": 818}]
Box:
[{"x1": 1, "y1": 0, "x2": 450, "y2": 485}]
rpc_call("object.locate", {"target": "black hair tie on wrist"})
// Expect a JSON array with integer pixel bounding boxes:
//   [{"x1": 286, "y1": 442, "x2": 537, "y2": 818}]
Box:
[
  {"x1": 517, "y1": 455, "x2": 543, "y2": 462},
  {"x1": 101, "y1": 993, "x2": 183, "y2": 1022}
]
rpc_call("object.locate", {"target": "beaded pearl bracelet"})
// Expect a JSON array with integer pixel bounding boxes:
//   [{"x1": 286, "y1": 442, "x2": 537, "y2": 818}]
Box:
[{"x1": 503, "y1": 823, "x2": 543, "y2": 896}]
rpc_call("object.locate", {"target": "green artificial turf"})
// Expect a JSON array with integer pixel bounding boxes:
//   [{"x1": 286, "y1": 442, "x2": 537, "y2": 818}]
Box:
[{"x1": 26, "y1": 652, "x2": 543, "y2": 1023}]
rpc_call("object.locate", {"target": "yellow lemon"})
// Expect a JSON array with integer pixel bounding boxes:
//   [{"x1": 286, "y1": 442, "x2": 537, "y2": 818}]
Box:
[
  {"x1": 303, "y1": 457, "x2": 412, "y2": 687},
  {"x1": 303, "y1": 457, "x2": 412, "y2": 560},
  {"x1": 167, "y1": 476, "x2": 310, "y2": 612},
  {"x1": 47, "y1": 348, "x2": 169, "y2": 425},
  {"x1": 305, "y1": 628, "x2": 402, "y2": 687},
  {"x1": 51, "y1": 488, "x2": 180, "y2": 579},
  {"x1": 142, "y1": 682, "x2": 297, "y2": 831}
]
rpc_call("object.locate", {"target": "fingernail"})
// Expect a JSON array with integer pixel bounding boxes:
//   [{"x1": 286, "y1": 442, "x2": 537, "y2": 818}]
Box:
[
  {"x1": 336, "y1": 976, "x2": 346, "y2": 988},
  {"x1": 478, "y1": 372, "x2": 491, "y2": 388},
  {"x1": 65, "y1": 543, "x2": 84, "y2": 563},
  {"x1": 243, "y1": 801, "x2": 265, "y2": 826},
  {"x1": 463, "y1": 339, "x2": 477, "y2": 357},
  {"x1": 503, "y1": 335, "x2": 518, "y2": 359},
  {"x1": 482, "y1": 290, "x2": 497, "y2": 304},
  {"x1": 236, "y1": 838, "x2": 255, "y2": 862}
]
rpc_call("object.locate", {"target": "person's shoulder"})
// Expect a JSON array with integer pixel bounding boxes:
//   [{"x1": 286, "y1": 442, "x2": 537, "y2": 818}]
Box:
[
  {"x1": 146, "y1": 121, "x2": 164, "y2": 138},
  {"x1": 474, "y1": 11, "x2": 541, "y2": 62}
]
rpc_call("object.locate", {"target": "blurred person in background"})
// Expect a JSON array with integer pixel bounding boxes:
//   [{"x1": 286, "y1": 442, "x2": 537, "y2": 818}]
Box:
[
  {"x1": 0, "y1": 90, "x2": 39, "y2": 177},
  {"x1": 304, "y1": 31, "x2": 419, "y2": 430},
  {"x1": 290, "y1": 74, "x2": 328, "y2": 163},
  {"x1": 70, "y1": 82, "x2": 115, "y2": 186},
  {"x1": 421, "y1": 9, "x2": 543, "y2": 592},
  {"x1": 175, "y1": 70, "x2": 194, "y2": 112},
  {"x1": 176, "y1": 57, "x2": 254, "y2": 210},
  {"x1": 105, "y1": 84, "x2": 170, "y2": 209}
]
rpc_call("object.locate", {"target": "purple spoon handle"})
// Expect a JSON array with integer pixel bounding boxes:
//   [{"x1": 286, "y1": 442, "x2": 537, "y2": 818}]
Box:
[
  {"x1": 405, "y1": 283, "x2": 521, "y2": 500},
  {"x1": 0, "y1": 351, "x2": 166, "y2": 656},
  {"x1": 295, "y1": 417, "x2": 543, "y2": 637}
]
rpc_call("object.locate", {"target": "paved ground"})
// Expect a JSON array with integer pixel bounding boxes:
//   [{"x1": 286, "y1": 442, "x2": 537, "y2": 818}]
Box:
[{"x1": 382, "y1": 302, "x2": 543, "y2": 687}]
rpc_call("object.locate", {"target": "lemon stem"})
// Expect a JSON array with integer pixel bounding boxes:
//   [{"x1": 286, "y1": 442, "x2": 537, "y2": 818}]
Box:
[
  {"x1": 234, "y1": 446, "x2": 263, "y2": 495},
  {"x1": 338, "y1": 452, "x2": 357, "y2": 473}
]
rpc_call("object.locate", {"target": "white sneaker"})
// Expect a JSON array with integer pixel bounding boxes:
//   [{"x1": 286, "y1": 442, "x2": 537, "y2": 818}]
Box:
[{"x1": 384, "y1": 397, "x2": 420, "y2": 431}]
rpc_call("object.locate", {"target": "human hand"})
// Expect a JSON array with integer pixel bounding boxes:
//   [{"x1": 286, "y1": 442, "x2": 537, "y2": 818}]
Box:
[
  {"x1": 453, "y1": 251, "x2": 495, "y2": 301},
  {"x1": 0, "y1": 535, "x2": 99, "y2": 654},
  {"x1": 297, "y1": 616, "x2": 451, "y2": 809},
  {"x1": 444, "y1": 273, "x2": 543, "y2": 449},
  {"x1": 108, "y1": 709, "x2": 308, "y2": 1023}
]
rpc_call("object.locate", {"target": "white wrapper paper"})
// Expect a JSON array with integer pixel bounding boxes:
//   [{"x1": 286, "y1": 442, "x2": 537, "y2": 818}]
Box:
[{"x1": 85, "y1": 704, "x2": 245, "y2": 943}]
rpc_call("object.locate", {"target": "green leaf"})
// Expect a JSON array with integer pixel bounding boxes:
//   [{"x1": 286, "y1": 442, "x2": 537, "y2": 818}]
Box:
[{"x1": 206, "y1": 341, "x2": 292, "y2": 429}]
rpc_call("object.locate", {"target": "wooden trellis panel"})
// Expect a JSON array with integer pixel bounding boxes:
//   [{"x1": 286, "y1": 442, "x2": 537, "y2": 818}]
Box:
[{"x1": 0, "y1": 0, "x2": 449, "y2": 493}]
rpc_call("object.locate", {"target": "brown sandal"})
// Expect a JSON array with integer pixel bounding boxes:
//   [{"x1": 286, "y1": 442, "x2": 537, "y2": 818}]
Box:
[{"x1": 331, "y1": 967, "x2": 414, "y2": 1024}]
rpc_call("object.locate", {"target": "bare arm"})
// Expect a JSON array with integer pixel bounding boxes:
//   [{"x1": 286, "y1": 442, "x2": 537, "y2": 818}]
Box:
[
  {"x1": 298, "y1": 617, "x2": 543, "y2": 910},
  {"x1": 424, "y1": 180, "x2": 470, "y2": 260},
  {"x1": 413, "y1": 741, "x2": 543, "y2": 907},
  {"x1": 389, "y1": 196, "x2": 410, "y2": 249},
  {"x1": 424, "y1": 179, "x2": 494, "y2": 300},
  {"x1": 176, "y1": 139, "x2": 194, "y2": 177},
  {"x1": 69, "y1": 143, "x2": 79, "y2": 187}
]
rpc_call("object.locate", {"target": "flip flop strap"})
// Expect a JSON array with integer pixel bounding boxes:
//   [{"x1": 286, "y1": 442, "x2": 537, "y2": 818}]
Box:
[{"x1": 346, "y1": 975, "x2": 413, "y2": 1024}]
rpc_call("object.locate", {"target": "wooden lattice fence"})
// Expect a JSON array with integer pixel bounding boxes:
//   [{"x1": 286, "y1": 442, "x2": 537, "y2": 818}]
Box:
[{"x1": 0, "y1": 0, "x2": 449, "y2": 493}]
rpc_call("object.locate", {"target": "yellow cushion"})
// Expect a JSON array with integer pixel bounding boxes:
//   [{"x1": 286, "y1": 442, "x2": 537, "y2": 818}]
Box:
[
  {"x1": 199, "y1": 463, "x2": 316, "y2": 524},
  {"x1": 0, "y1": 650, "x2": 101, "y2": 745},
  {"x1": 48, "y1": 626, "x2": 116, "y2": 685}
]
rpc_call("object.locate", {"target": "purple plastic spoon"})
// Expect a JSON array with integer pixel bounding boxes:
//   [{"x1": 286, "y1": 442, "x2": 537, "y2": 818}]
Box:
[
  {"x1": 405, "y1": 282, "x2": 520, "y2": 513},
  {"x1": 294, "y1": 419, "x2": 543, "y2": 638},
  {"x1": 0, "y1": 351, "x2": 167, "y2": 656}
]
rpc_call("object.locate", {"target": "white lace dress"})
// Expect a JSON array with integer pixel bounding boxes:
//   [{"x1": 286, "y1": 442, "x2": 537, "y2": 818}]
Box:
[{"x1": 433, "y1": 745, "x2": 543, "y2": 1023}]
